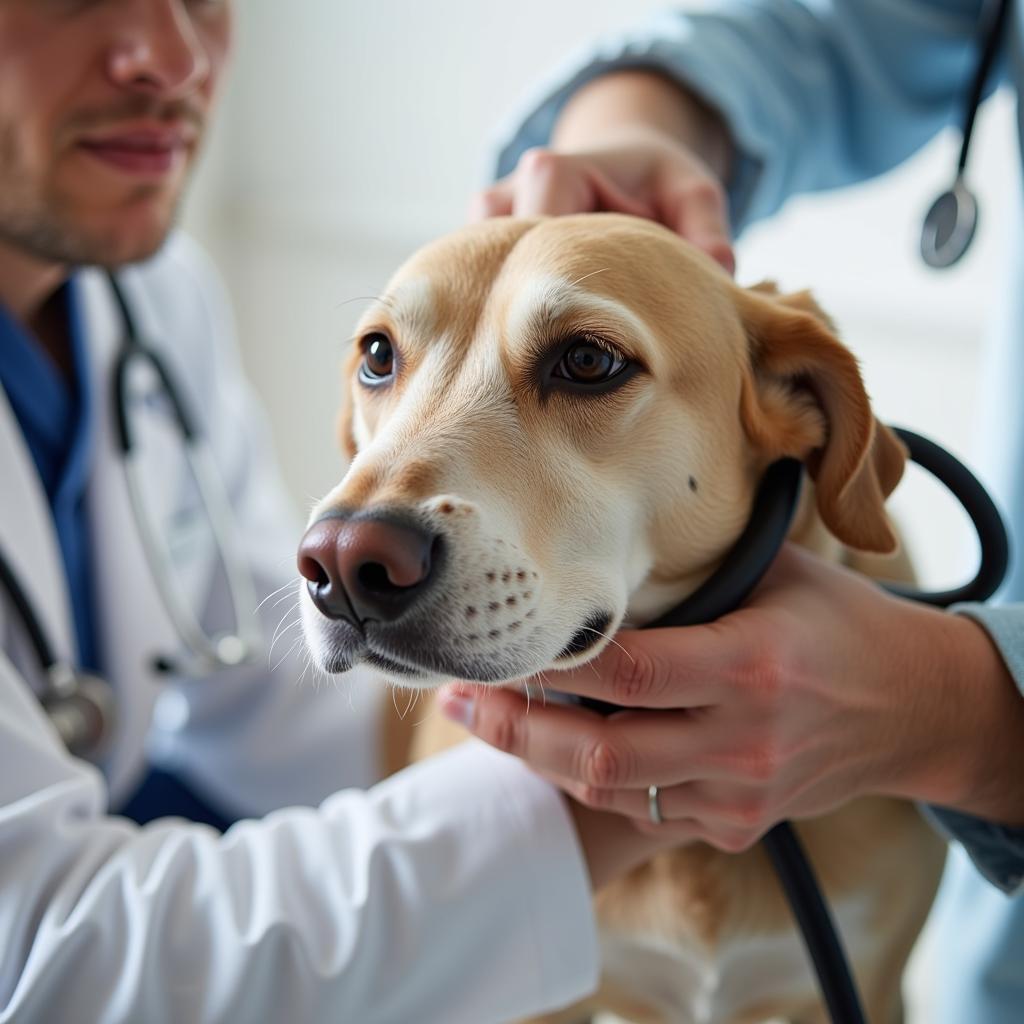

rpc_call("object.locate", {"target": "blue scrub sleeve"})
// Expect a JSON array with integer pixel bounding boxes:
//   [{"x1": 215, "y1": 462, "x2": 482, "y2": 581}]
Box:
[
  {"x1": 494, "y1": 1, "x2": 998, "y2": 232},
  {"x1": 923, "y1": 604, "x2": 1024, "y2": 894}
]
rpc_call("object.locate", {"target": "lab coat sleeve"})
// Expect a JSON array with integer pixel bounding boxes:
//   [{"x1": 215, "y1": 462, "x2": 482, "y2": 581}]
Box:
[
  {"x1": 126, "y1": 235, "x2": 388, "y2": 817},
  {"x1": 922, "y1": 603, "x2": 1024, "y2": 894},
  {"x1": 0, "y1": 654, "x2": 598, "y2": 1024},
  {"x1": 493, "y1": 0, "x2": 1000, "y2": 231}
]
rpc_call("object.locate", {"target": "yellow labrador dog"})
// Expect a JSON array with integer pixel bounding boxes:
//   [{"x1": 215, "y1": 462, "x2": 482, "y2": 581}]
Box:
[{"x1": 298, "y1": 214, "x2": 945, "y2": 1024}]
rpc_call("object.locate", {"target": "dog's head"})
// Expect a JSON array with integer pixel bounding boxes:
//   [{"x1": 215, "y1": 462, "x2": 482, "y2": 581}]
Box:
[{"x1": 299, "y1": 214, "x2": 905, "y2": 687}]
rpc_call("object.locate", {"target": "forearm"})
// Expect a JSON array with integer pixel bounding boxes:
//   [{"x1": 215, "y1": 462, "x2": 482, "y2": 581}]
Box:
[
  {"x1": 495, "y1": 3, "x2": 989, "y2": 229},
  {"x1": 872, "y1": 601, "x2": 1024, "y2": 828},
  {"x1": 551, "y1": 70, "x2": 733, "y2": 184},
  {"x1": 944, "y1": 615, "x2": 1024, "y2": 825}
]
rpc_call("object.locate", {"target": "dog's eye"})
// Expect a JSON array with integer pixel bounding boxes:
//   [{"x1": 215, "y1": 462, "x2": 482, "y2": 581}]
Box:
[
  {"x1": 553, "y1": 339, "x2": 628, "y2": 385},
  {"x1": 359, "y1": 333, "x2": 395, "y2": 384}
]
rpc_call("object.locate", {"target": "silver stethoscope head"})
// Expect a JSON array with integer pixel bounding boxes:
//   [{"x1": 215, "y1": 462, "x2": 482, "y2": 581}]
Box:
[
  {"x1": 920, "y1": 0, "x2": 1010, "y2": 270},
  {"x1": 921, "y1": 174, "x2": 979, "y2": 269},
  {"x1": 0, "y1": 549, "x2": 117, "y2": 760},
  {"x1": 43, "y1": 663, "x2": 117, "y2": 759}
]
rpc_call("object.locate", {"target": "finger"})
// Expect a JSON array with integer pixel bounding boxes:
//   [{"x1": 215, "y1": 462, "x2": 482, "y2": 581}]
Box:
[
  {"x1": 632, "y1": 814, "x2": 763, "y2": 853},
  {"x1": 583, "y1": 166, "x2": 658, "y2": 220},
  {"x1": 511, "y1": 148, "x2": 596, "y2": 217},
  {"x1": 663, "y1": 180, "x2": 735, "y2": 274},
  {"x1": 468, "y1": 181, "x2": 514, "y2": 221},
  {"x1": 439, "y1": 683, "x2": 742, "y2": 789},
  {"x1": 529, "y1": 626, "x2": 742, "y2": 709},
  {"x1": 553, "y1": 775, "x2": 772, "y2": 834}
]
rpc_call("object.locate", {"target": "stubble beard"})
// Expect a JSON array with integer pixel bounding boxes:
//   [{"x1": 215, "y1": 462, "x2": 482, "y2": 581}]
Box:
[{"x1": 0, "y1": 120, "x2": 187, "y2": 269}]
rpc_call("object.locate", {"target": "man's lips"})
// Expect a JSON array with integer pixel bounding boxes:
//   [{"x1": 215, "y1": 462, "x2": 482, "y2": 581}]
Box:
[{"x1": 76, "y1": 123, "x2": 195, "y2": 177}]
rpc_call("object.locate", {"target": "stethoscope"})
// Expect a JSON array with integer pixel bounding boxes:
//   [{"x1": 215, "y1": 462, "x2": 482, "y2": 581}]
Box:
[
  {"x1": 584, "y1": 7, "x2": 1016, "y2": 1016},
  {"x1": 921, "y1": 0, "x2": 1012, "y2": 268},
  {"x1": 581, "y1": 427, "x2": 1010, "y2": 1024},
  {"x1": 0, "y1": 272, "x2": 262, "y2": 762}
]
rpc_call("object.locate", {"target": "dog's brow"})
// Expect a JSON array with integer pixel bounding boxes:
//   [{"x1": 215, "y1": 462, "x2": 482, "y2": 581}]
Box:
[
  {"x1": 507, "y1": 275, "x2": 650, "y2": 346},
  {"x1": 370, "y1": 277, "x2": 435, "y2": 336}
]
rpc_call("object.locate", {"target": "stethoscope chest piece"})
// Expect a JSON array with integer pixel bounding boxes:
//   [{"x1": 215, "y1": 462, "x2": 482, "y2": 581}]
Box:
[
  {"x1": 921, "y1": 175, "x2": 979, "y2": 269},
  {"x1": 42, "y1": 664, "x2": 117, "y2": 761}
]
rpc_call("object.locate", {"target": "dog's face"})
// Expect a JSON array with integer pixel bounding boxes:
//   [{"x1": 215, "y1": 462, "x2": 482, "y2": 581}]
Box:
[{"x1": 299, "y1": 215, "x2": 905, "y2": 688}]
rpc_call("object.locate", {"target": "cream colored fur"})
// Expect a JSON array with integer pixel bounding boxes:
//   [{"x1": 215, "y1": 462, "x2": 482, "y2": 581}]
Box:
[{"x1": 303, "y1": 215, "x2": 945, "y2": 1024}]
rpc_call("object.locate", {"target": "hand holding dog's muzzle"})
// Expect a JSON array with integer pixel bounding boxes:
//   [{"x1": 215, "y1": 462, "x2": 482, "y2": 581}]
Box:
[{"x1": 441, "y1": 544, "x2": 1024, "y2": 850}]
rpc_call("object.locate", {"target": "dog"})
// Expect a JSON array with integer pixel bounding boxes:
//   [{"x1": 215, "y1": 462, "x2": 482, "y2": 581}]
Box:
[{"x1": 298, "y1": 213, "x2": 946, "y2": 1023}]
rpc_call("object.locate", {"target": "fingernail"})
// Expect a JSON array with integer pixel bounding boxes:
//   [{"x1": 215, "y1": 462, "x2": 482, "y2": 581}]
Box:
[{"x1": 439, "y1": 692, "x2": 476, "y2": 729}]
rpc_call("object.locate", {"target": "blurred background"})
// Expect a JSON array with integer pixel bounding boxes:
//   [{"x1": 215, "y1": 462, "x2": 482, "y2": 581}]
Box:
[
  {"x1": 180, "y1": 5, "x2": 1017, "y2": 1016},
  {"x1": 183, "y1": 0, "x2": 1018, "y2": 592}
]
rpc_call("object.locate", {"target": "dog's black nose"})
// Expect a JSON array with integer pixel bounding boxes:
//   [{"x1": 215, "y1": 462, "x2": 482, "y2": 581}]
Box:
[{"x1": 298, "y1": 514, "x2": 440, "y2": 625}]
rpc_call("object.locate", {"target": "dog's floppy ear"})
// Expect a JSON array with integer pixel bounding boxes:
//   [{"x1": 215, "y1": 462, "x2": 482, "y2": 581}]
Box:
[{"x1": 736, "y1": 285, "x2": 907, "y2": 553}]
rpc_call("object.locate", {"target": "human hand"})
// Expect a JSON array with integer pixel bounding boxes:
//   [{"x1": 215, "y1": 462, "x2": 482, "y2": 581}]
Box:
[
  {"x1": 470, "y1": 128, "x2": 735, "y2": 273},
  {"x1": 440, "y1": 545, "x2": 1024, "y2": 850},
  {"x1": 470, "y1": 71, "x2": 735, "y2": 273}
]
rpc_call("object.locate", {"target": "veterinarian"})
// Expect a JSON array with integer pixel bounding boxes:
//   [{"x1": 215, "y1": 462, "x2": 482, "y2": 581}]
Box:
[
  {"x1": 443, "y1": 3, "x2": 1024, "y2": 1021},
  {"x1": 0, "y1": 3, "x2": 677, "y2": 1021}
]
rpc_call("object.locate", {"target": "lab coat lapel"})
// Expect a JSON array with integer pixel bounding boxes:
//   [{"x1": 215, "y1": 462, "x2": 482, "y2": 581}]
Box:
[{"x1": 79, "y1": 268, "x2": 181, "y2": 798}]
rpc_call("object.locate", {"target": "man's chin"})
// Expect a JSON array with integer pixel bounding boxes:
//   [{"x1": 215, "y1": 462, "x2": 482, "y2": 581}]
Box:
[
  {"x1": 1, "y1": 207, "x2": 180, "y2": 271},
  {"x1": 47, "y1": 174, "x2": 184, "y2": 267},
  {"x1": 80, "y1": 205, "x2": 180, "y2": 267}
]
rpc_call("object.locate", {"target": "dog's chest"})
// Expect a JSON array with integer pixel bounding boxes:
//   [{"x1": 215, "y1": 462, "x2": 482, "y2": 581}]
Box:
[{"x1": 597, "y1": 892, "x2": 874, "y2": 1024}]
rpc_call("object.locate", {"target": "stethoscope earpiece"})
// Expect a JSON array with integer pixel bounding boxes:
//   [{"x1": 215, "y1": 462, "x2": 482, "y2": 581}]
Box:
[{"x1": 921, "y1": 176, "x2": 979, "y2": 269}]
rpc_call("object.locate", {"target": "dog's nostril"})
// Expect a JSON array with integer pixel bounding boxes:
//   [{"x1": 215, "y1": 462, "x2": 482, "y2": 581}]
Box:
[
  {"x1": 357, "y1": 560, "x2": 408, "y2": 594},
  {"x1": 298, "y1": 553, "x2": 329, "y2": 587}
]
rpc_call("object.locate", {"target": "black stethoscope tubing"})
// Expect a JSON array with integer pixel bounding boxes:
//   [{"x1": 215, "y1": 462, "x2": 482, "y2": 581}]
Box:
[
  {"x1": 921, "y1": 0, "x2": 1012, "y2": 268},
  {"x1": 107, "y1": 272, "x2": 198, "y2": 451},
  {"x1": 581, "y1": 426, "x2": 1010, "y2": 1024},
  {"x1": 956, "y1": 0, "x2": 1012, "y2": 178},
  {"x1": 107, "y1": 272, "x2": 261, "y2": 676},
  {"x1": 0, "y1": 272, "x2": 261, "y2": 761}
]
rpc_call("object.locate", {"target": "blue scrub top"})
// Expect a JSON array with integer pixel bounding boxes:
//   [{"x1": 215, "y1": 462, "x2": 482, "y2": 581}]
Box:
[{"x1": 0, "y1": 276, "x2": 100, "y2": 671}]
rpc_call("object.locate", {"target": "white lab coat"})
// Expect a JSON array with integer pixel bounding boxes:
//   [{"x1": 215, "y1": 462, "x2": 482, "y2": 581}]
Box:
[{"x1": 0, "y1": 235, "x2": 597, "y2": 1024}]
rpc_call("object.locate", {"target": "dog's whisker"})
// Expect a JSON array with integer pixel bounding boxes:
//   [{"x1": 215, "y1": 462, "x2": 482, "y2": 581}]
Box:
[
  {"x1": 272, "y1": 587, "x2": 302, "y2": 610},
  {"x1": 400, "y1": 687, "x2": 418, "y2": 721},
  {"x1": 271, "y1": 633, "x2": 304, "y2": 673},
  {"x1": 268, "y1": 613, "x2": 303, "y2": 663},
  {"x1": 295, "y1": 648, "x2": 314, "y2": 688},
  {"x1": 567, "y1": 266, "x2": 610, "y2": 289},
  {"x1": 269, "y1": 601, "x2": 301, "y2": 648},
  {"x1": 255, "y1": 577, "x2": 301, "y2": 614},
  {"x1": 335, "y1": 294, "x2": 385, "y2": 309},
  {"x1": 579, "y1": 625, "x2": 635, "y2": 663},
  {"x1": 534, "y1": 670, "x2": 551, "y2": 708}
]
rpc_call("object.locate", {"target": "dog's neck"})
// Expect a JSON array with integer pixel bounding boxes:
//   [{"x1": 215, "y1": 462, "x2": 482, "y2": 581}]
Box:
[{"x1": 623, "y1": 482, "x2": 836, "y2": 628}]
